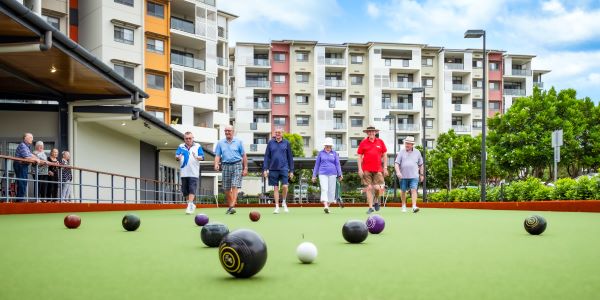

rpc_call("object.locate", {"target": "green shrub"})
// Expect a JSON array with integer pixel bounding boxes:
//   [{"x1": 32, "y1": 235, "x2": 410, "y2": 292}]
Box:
[
  {"x1": 428, "y1": 189, "x2": 448, "y2": 202},
  {"x1": 487, "y1": 186, "x2": 500, "y2": 202},
  {"x1": 532, "y1": 185, "x2": 554, "y2": 200},
  {"x1": 552, "y1": 178, "x2": 578, "y2": 200},
  {"x1": 462, "y1": 188, "x2": 480, "y2": 202},
  {"x1": 448, "y1": 189, "x2": 465, "y2": 202}
]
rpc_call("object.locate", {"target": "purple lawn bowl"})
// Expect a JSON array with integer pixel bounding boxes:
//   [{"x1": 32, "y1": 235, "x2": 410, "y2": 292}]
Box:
[
  {"x1": 366, "y1": 215, "x2": 385, "y2": 234},
  {"x1": 195, "y1": 214, "x2": 209, "y2": 226}
]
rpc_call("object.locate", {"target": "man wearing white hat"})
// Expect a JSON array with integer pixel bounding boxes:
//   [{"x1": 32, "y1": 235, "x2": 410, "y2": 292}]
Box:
[{"x1": 394, "y1": 136, "x2": 423, "y2": 213}]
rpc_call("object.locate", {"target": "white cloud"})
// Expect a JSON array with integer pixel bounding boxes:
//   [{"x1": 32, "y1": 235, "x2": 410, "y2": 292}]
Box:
[
  {"x1": 367, "y1": 2, "x2": 380, "y2": 18},
  {"x1": 542, "y1": 0, "x2": 566, "y2": 14}
]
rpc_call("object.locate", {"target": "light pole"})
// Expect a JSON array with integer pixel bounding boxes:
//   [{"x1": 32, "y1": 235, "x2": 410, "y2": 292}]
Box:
[
  {"x1": 384, "y1": 114, "x2": 397, "y2": 203},
  {"x1": 465, "y1": 29, "x2": 487, "y2": 202},
  {"x1": 411, "y1": 87, "x2": 426, "y2": 202}
]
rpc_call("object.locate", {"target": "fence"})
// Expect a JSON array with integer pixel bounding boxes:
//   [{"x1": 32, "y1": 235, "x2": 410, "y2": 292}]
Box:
[{"x1": 0, "y1": 155, "x2": 216, "y2": 204}]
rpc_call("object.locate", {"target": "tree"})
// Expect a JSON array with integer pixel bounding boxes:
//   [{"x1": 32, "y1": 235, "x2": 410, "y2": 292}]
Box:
[
  {"x1": 426, "y1": 130, "x2": 482, "y2": 188},
  {"x1": 283, "y1": 133, "x2": 305, "y2": 157}
]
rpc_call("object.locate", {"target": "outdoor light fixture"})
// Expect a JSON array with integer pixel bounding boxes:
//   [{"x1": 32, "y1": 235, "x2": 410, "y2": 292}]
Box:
[
  {"x1": 50, "y1": 65, "x2": 57, "y2": 73},
  {"x1": 464, "y1": 29, "x2": 487, "y2": 202}
]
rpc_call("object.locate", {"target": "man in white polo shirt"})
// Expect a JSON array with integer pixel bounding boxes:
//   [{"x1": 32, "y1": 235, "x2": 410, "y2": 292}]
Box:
[
  {"x1": 394, "y1": 136, "x2": 423, "y2": 213},
  {"x1": 176, "y1": 132, "x2": 204, "y2": 214}
]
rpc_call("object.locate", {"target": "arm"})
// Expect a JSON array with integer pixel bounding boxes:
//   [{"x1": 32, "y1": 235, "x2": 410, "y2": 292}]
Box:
[
  {"x1": 395, "y1": 151, "x2": 403, "y2": 179},
  {"x1": 214, "y1": 155, "x2": 221, "y2": 171},
  {"x1": 382, "y1": 152, "x2": 388, "y2": 176},
  {"x1": 242, "y1": 153, "x2": 248, "y2": 176},
  {"x1": 335, "y1": 152, "x2": 343, "y2": 180},
  {"x1": 197, "y1": 145, "x2": 204, "y2": 161},
  {"x1": 312, "y1": 153, "x2": 321, "y2": 179},
  {"x1": 175, "y1": 147, "x2": 182, "y2": 161},
  {"x1": 287, "y1": 141, "x2": 294, "y2": 179},
  {"x1": 263, "y1": 141, "x2": 271, "y2": 176},
  {"x1": 357, "y1": 154, "x2": 364, "y2": 176}
]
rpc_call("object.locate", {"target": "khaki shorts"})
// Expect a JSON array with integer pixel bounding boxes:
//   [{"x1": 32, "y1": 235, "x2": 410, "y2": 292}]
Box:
[{"x1": 361, "y1": 171, "x2": 384, "y2": 186}]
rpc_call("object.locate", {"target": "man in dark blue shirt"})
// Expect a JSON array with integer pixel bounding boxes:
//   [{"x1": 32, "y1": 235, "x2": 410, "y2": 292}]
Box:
[
  {"x1": 263, "y1": 128, "x2": 294, "y2": 214},
  {"x1": 14, "y1": 133, "x2": 40, "y2": 202}
]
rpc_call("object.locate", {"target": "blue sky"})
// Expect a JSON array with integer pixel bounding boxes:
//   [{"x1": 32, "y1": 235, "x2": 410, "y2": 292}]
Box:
[{"x1": 220, "y1": 0, "x2": 600, "y2": 102}]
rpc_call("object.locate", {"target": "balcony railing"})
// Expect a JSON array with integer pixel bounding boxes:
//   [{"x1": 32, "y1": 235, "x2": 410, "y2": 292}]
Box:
[
  {"x1": 452, "y1": 84, "x2": 470, "y2": 91},
  {"x1": 333, "y1": 123, "x2": 346, "y2": 130},
  {"x1": 245, "y1": 80, "x2": 270, "y2": 88},
  {"x1": 325, "y1": 58, "x2": 345, "y2": 65},
  {"x1": 253, "y1": 58, "x2": 270, "y2": 66},
  {"x1": 390, "y1": 81, "x2": 416, "y2": 89},
  {"x1": 199, "y1": 0, "x2": 215, "y2": 6},
  {"x1": 382, "y1": 102, "x2": 414, "y2": 110},
  {"x1": 171, "y1": 53, "x2": 205, "y2": 70},
  {"x1": 218, "y1": 26, "x2": 226, "y2": 38},
  {"x1": 334, "y1": 144, "x2": 347, "y2": 151},
  {"x1": 171, "y1": 18, "x2": 194, "y2": 34},
  {"x1": 217, "y1": 57, "x2": 228, "y2": 67},
  {"x1": 325, "y1": 79, "x2": 346, "y2": 87},
  {"x1": 504, "y1": 88, "x2": 526, "y2": 96},
  {"x1": 452, "y1": 125, "x2": 471, "y2": 133},
  {"x1": 534, "y1": 82, "x2": 544, "y2": 88},
  {"x1": 254, "y1": 102, "x2": 270, "y2": 109},
  {"x1": 445, "y1": 63, "x2": 464, "y2": 70},
  {"x1": 216, "y1": 84, "x2": 225, "y2": 94},
  {"x1": 453, "y1": 104, "x2": 463, "y2": 112},
  {"x1": 511, "y1": 69, "x2": 532, "y2": 76}
]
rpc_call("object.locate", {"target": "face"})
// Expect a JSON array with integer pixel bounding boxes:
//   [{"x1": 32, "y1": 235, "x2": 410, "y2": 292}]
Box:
[
  {"x1": 62, "y1": 152, "x2": 70, "y2": 160},
  {"x1": 274, "y1": 129, "x2": 283, "y2": 139},
  {"x1": 35, "y1": 143, "x2": 43, "y2": 151},
  {"x1": 24, "y1": 134, "x2": 33, "y2": 144},
  {"x1": 405, "y1": 142, "x2": 414, "y2": 151},
  {"x1": 184, "y1": 134, "x2": 194, "y2": 146},
  {"x1": 224, "y1": 127, "x2": 234, "y2": 139},
  {"x1": 51, "y1": 149, "x2": 58, "y2": 157},
  {"x1": 324, "y1": 145, "x2": 332, "y2": 151},
  {"x1": 366, "y1": 130, "x2": 377, "y2": 139}
]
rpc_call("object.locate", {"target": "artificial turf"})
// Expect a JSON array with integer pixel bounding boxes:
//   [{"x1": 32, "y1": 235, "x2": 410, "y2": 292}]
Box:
[{"x1": 0, "y1": 207, "x2": 599, "y2": 300}]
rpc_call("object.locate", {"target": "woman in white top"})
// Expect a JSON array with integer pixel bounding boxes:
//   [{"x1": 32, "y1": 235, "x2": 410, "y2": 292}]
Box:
[{"x1": 33, "y1": 141, "x2": 49, "y2": 202}]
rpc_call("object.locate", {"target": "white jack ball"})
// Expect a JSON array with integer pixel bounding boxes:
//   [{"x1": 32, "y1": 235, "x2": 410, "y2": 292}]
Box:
[{"x1": 296, "y1": 242, "x2": 318, "y2": 264}]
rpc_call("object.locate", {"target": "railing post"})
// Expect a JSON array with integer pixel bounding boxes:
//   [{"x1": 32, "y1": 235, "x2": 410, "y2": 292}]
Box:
[
  {"x1": 79, "y1": 169, "x2": 82, "y2": 203},
  {"x1": 3, "y1": 158, "x2": 8, "y2": 202},
  {"x1": 135, "y1": 178, "x2": 138, "y2": 204},
  {"x1": 58, "y1": 167, "x2": 63, "y2": 203},
  {"x1": 111, "y1": 174, "x2": 114, "y2": 204},
  {"x1": 96, "y1": 172, "x2": 99, "y2": 204},
  {"x1": 34, "y1": 164, "x2": 39, "y2": 203},
  {"x1": 124, "y1": 177, "x2": 127, "y2": 204},
  {"x1": 143, "y1": 180, "x2": 146, "y2": 204}
]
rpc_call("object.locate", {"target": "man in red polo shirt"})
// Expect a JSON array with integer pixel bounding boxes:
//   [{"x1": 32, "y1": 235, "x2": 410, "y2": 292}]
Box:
[{"x1": 357, "y1": 125, "x2": 388, "y2": 214}]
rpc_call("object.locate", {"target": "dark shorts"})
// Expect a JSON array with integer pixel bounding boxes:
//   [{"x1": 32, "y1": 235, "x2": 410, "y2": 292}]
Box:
[
  {"x1": 400, "y1": 178, "x2": 419, "y2": 191},
  {"x1": 268, "y1": 170, "x2": 289, "y2": 186},
  {"x1": 182, "y1": 177, "x2": 198, "y2": 196}
]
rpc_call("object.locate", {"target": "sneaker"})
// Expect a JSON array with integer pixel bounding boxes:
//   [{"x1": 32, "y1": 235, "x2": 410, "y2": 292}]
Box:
[
  {"x1": 374, "y1": 202, "x2": 381, "y2": 211},
  {"x1": 337, "y1": 198, "x2": 345, "y2": 209},
  {"x1": 226, "y1": 207, "x2": 236, "y2": 215},
  {"x1": 324, "y1": 207, "x2": 330, "y2": 214},
  {"x1": 273, "y1": 207, "x2": 280, "y2": 214},
  {"x1": 190, "y1": 203, "x2": 196, "y2": 214},
  {"x1": 401, "y1": 207, "x2": 407, "y2": 213},
  {"x1": 413, "y1": 207, "x2": 420, "y2": 213},
  {"x1": 366, "y1": 207, "x2": 375, "y2": 214},
  {"x1": 185, "y1": 203, "x2": 192, "y2": 215},
  {"x1": 283, "y1": 204, "x2": 289, "y2": 213}
]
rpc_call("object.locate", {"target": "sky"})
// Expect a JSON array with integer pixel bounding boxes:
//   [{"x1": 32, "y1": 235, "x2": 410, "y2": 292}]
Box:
[{"x1": 219, "y1": 0, "x2": 600, "y2": 102}]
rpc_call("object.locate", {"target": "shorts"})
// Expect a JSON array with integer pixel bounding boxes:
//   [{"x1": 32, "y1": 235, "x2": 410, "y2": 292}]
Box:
[
  {"x1": 361, "y1": 171, "x2": 384, "y2": 186},
  {"x1": 181, "y1": 177, "x2": 198, "y2": 196},
  {"x1": 268, "y1": 170, "x2": 289, "y2": 186},
  {"x1": 222, "y1": 161, "x2": 243, "y2": 191},
  {"x1": 400, "y1": 178, "x2": 419, "y2": 191}
]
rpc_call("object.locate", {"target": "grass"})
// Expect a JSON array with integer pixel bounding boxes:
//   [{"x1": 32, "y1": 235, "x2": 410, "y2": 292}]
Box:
[{"x1": 0, "y1": 207, "x2": 599, "y2": 300}]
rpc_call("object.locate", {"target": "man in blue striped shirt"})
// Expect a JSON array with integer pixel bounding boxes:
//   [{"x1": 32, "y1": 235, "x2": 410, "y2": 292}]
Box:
[{"x1": 14, "y1": 133, "x2": 40, "y2": 202}]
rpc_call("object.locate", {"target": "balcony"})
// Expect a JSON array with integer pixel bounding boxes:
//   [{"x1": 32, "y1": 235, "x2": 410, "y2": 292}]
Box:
[
  {"x1": 245, "y1": 80, "x2": 270, "y2": 88},
  {"x1": 325, "y1": 79, "x2": 346, "y2": 88},
  {"x1": 452, "y1": 84, "x2": 471, "y2": 91},
  {"x1": 397, "y1": 123, "x2": 420, "y2": 131},
  {"x1": 333, "y1": 123, "x2": 346, "y2": 130},
  {"x1": 217, "y1": 57, "x2": 228, "y2": 67},
  {"x1": 534, "y1": 82, "x2": 544, "y2": 88},
  {"x1": 247, "y1": 143, "x2": 268, "y2": 154},
  {"x1": 382, "y1": 102, "x2": 420, "y2": 111},
  {"x1": 213, "y1": 112, "x2": 229, "y2": 125},
  {"x1": 171, "y1": 124, "x2": 217, "y2": 144},
  {"x1": 445, "y1": 63, "x2": 464, "y2": 70},
  {"x1": 171, "y1": 88, "x2": 217, "y2": 110},
  {"x1": 325, "y1": 58, "x2": 346, "y2": 65},
  {"x1": 511, "y1": 69, "x2": 532, "y2": 76},
  {"x1": 171, "y1": 18, "x2": 194, "y2": 34},
  {"x1": 199, "y1": 0, "x2": 215, "y2": 6},
  {"x1": 171, "y1": 53, "x2": 205, "y2": 71},
  {"x1": 217, "y1": 26, "x2": 226, "y2": 39},
  {"x1": 504, "y1": 88, "x2": 526, "y2": 96},
  {"x1": 254, "y1": 102, "x2": 270, "y2": 109},
  {"x1": 389, "y1": 81, "x2": 417, "y2": 89},
  {"x1": 249, "y1": 122, "x2": 271, "y2": 132},
  {"x1": 247, "y1": 58, "x2": 269, "y2": 67},
  {"x1": 452, "y1": 104, "x2": 472, "y2": 115},
  {"x1": 216, "y1": 84, "x2": 225, "y2": 94},
  {"x1": 452, "y1": 125, "x2": 471, "y2": 133}
]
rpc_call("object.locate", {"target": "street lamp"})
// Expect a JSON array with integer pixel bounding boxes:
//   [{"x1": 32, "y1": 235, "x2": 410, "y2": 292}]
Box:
[
  {"x1": 464, "y1": 29, "x2": 487, "y2": 202},
  {"x1": 411, "y1": 87, "x2": 426, "y2": 202},
  {"x1": 384, "y1": 114, "x2": 397, "y2": 203}
]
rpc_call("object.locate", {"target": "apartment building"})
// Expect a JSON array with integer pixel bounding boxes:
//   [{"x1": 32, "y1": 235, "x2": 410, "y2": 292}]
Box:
[
  {"x1": 232, "y1": 40, "x2": 548, "y2": 159},
  {"x1": 78, "y1": 0, "x2": 236, "y2": 148}
]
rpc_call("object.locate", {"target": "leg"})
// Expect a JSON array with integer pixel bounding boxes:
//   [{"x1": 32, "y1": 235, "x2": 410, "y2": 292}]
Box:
[
  {"x1": 231, "y1": 187, "x2": 238, "y2": 207},
  {"x1": 327, "y1": 175, "x2": 336, "y2": 204},
  {"x1": 318, "y1": 175, "x2": 329, "y2": 212},
  {"x1": 365, "y1": 185, "x2": 374, "y2": 208}
]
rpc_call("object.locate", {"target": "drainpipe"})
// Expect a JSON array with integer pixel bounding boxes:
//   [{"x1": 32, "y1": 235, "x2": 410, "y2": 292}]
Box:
[{"x1": 0, "y1": 31, "x2": 52, "y2": 53}]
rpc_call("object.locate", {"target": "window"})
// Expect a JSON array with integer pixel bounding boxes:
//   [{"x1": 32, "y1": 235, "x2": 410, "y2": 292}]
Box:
[
  {"x1": 325, "y1": 92, "x2": 342, "y2": 101},
  {"x1": 115, "y1": 0, "x2": 134, "y2": 6},
  {"x1": 421, "y1": 57, "x2": 433, "y2": 66},
  {"x1": 254, "y1": 134, "x2": 269, "y2": 145},
  {"x1": 473, "y1": 60, "x2": 483, "y2": 68},
  {"x1": 489, "y1": 102, "x2": 500, "y2": 110},
  {"x1": 425, "y1": 98, "x2": 433, "y2": 108},
  {"x1": 274, "y1": 95, "x2": 286, "y2": 104},
  {"x1": 147, "y1": 2, "x2": 164, "y2": 18},
  {"x1": 146, "y1": 73, "x2": 165, "y2": 90},
  {"x1": 422, "y1": 78, "x2": 433, "y2": 87},
  {"x1": 426, "y1": 140, "x2": 434, "y2": 149},
  {"x1": 426, "y1": 119, "x2": 434, "y2": 129},
  {"x1": 146, "y1": 38, "x2": 164, "y2": 54},
  {"x1": 43, "y1": 15, "x2": 60, "y2": 30},
  {"x1": 473, "y1": 99, "x2": 483, "y2": 109},
  {"x1": 114, "y1": 64, "x2": 134, "y2": 82},
  {"x1": 296, "y1": 115, "x2": 309, "y2": 126},
  {"x1": 114, "y1": 26, "x2": 134, "y2": 44},
  {"x1": 273, "y1": 53, "x2": 286, "y2": 62},
  {"x1": 254, "y1": 114, "x2": 269, "y2": 123},
  {"x1": 351, "y1": 54, "x2": 363, "y2": 64},
  {"x1": 350, "y1": 117, "x2": 363, "y2": 127},
  {"x1": 296, "y1": 52, "x2": 309, "y2": 62},
  {"x1": 473, "y1": 119, "x2": 483, "y2": 129},
  {"x1": 274, "y1": 117, "x2": 286, "y2": 126},
  {"x1": 274, "y1": 74, "x2": 286, "y2": 84},
  {"x1": 302, "y1": 136, "x2": 310, "y2": 147},
  {"x1": 489, "y1": 62, "x2": 499, "y2": 70},
  {"x1": 473, "y1": 79, "x2": 483, "y2": 88},
  {"x1": 452, "y1": 96, "x2": 463, "y2": 104},
  {"x1": 351, "y1": 97, "x2": 363, "y2": 106},
  {"x1": 296, "y1": 95, "x2": 309, "y2": 105},
  {"x1": 296, "y1": 73, "x2": 309, "y2": 83},
  {"x1": 147, "y1": 110, "x2": 165, "y2": 122},
  {"x1": 350, "y1": 75, "x2": 363, "y2": 85},
  {"x1": 351, "y1": 138, "x2": 362, "y2": 148},
  {"x1": 489, "y1": 81, "x2": 500, "y2": 90}
]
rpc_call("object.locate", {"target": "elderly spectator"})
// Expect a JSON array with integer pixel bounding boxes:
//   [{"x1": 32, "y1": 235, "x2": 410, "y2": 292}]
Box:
[
  {"x1": 14, "y1": 133, "x2": 40, "y2": 202},
  {"x1": 33, "y1": 141, "x2": 49, "y2": 202}
]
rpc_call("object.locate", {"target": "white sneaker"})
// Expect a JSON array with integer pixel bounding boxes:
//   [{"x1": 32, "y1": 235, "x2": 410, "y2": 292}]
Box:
[
  {"x1": 273, "y1": 207, "x2": 280, "y2": 214},
  {"x1": 412, "y1": 207, "x2": 420, "y2": 213},
  {"x1": 190, "y1": 203, "x2": 196, "y2": 214},
  {"x1": 283, "y1": 203, "x2": 289, "y2": 213},
  {"x1": 401, "y1": 207, "x2": 407, "y2": 213},
  {"x1": 185, "y1": 203, "x2": 192, "y2": 215}
]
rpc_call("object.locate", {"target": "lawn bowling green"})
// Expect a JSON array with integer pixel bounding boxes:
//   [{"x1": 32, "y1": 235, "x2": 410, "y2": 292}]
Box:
[{"x1": 0, "y1": 208, "x2": 599, "y2": 299}]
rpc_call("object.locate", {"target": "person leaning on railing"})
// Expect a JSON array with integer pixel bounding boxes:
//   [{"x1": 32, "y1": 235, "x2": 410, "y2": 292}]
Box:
[
  {"x1": 59, "y1": 151, "x2": 72, "y2": 202},
  {"x1": 46, "y1": 148, "x2": 60, "y2": 202},
  {"x1": 33, "y1": 141, "x2": 49, "y2": 202},
  {"x1": 14, "y1": 133, "x2": 40, "y2": 202}
]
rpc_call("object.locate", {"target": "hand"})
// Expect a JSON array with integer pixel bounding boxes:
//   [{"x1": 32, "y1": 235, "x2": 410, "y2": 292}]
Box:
[
  {"x1": 383, "y1": 169, "x2": 389, "y2": 176},
  {"x1": 48, "y1": 171, "x2": 53, "y2": 176},
  {"x1": 242, "y1": 168, "x2": 248, "y2": 176},
  {"x1": 289, "y1": 172, "x2": 294, "y2": 180},
  {"x1": 312, "y1": 177, "x2": 316, "y2": 183},
  {"x1": 338, "y1": 175, "x2": 343, "y2": 181},
  {"x1": 358, "y1": 170, "x2": 364, "y2": 178},
  {"x1": 397, "y1": 173, "x2": 403, "y2": 179},
  {"x1": 214, "y1": 163, "x2": 220, "y2": 171},
  {"x1": 263, "y1": 170, "x2": 268, "y2": 178},
  {"x1": 176, "y1": 154, "x2": 182, "y2": 161},
  {"x1": 198, "y1": 155, "x2": 204, "y2": 161},
  {"x1": 420, "y1": 174, "x2": 424, "y2": 182}
]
